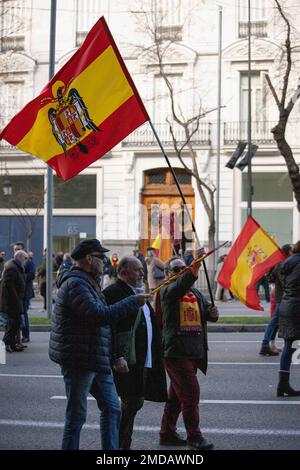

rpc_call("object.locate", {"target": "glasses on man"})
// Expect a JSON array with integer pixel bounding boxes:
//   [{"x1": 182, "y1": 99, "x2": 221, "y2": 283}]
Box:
[
  {"x1": 91, "y1": 253, "x2": 106, "y2": 260},
  {"x1": 171, "y1": 265, "x2": 185, "y2": 274}
]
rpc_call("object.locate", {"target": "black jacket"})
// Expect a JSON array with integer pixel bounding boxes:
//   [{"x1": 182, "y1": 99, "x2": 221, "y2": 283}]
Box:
[
  {"x1": 279, "y1": 253, "x2": 300, "y2": 341},
  {"x1": 0, "y1": 259, "x2": 25, "y2": 316},
  {"x1": 49, "y1": 267, "x2": 140, "y2": 374},
  {"x1": 103, "y1": 279, "x2": 167, "y2": 402},
  {"x1": 24, "y1": 259, "x2": 36, "y2": 301}
]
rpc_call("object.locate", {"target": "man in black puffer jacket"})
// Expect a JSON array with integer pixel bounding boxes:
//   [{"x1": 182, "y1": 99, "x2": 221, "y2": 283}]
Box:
[{"x1": 49, "y1": 239, "x2": 149, "y2": 450}]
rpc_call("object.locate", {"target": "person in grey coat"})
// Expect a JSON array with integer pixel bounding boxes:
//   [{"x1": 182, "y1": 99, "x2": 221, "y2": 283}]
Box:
[{"x1": 277, "y1": 240, "x2": 300, "y2": 397}]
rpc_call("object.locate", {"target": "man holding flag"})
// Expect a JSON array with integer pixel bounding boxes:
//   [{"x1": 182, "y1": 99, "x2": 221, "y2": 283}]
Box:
[{"x1": 159, "y1": 250, "x2": 218, "y2": 450}]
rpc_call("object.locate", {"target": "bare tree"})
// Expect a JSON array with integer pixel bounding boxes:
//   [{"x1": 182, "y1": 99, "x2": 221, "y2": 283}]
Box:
[
  {"x1": 265, "y1": 0, "x2": 300, "y2": 210},
  {"x1": 130, "y1": 2, "x2": 219, "y2": 251},
  {"x1": 1, "y1": 176, "x2": 45, "y2": 251}
]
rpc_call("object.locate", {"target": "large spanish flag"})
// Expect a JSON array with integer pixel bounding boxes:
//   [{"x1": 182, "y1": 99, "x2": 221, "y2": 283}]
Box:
[
  {"x1": 218, "y1": 217, "x2": 287, "y2": 311},
  {"x1": 0, "y1": 17, "x2": 149, "y2": 180}
]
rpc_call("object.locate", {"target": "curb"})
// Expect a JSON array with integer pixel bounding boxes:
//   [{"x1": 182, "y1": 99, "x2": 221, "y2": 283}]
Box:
[{"x1": 1, "y1": 324, "x2": 266, "y2": 333}]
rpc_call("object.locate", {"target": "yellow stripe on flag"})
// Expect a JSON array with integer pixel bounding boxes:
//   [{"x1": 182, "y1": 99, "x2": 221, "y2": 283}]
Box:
[
  {"x1": 230, "y1": 227, "x2": 279, "y2": 302},
  {"x1": 18, "y1": 46, "x2": 134, "y2": 161}
]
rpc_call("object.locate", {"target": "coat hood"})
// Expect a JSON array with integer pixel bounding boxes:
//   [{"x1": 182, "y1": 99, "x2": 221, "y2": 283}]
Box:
[
  {"x1": 56, "y1": 266, "x2": 94, "y2": 288},
  {"x1": 281, "y1": 253, "x2": 300, "y2": 276}
]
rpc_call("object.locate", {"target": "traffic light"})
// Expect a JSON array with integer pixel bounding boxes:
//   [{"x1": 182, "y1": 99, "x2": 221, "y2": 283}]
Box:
[
  {"x1": 225, "y1": 141, "x2": 247, "y2": 169},
  {"x1": 236, "y1": 144, "x2": 258, "y2": 171}
]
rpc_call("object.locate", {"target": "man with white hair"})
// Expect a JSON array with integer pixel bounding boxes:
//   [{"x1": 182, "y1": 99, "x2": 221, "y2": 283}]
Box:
[{"x1": 0, "y1": 250, "x2": 27, "y2": 352}]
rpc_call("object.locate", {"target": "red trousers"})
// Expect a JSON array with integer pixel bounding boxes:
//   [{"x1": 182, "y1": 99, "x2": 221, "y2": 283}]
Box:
[{"x1": 160, "y1": 358, "x2": 202, "y2": 441}]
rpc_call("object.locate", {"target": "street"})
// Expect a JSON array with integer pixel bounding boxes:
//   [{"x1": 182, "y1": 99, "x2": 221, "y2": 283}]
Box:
[{"x1": 0, "y1": 332, "x2": 299, "y2": 450}]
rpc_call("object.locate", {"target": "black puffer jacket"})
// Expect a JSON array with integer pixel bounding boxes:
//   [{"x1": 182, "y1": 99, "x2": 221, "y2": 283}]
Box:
[
  {"x1": 278, "y1": 253, "x2": 300, "y2": 340},
  {"x1": 49, "y1": 267, "x2": 140, "y2": 374}
]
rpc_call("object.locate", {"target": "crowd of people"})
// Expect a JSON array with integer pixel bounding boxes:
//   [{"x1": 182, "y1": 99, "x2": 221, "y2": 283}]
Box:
[{"x1": 1, "y1": 237, "x2": 300, "y2": 451}]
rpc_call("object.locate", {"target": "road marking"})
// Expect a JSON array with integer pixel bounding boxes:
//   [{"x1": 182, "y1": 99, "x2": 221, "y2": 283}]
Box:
[
  {"x1": 0, "y1": 374, "x2": 62, "y2": 378},
  {"x1": 209, "y1": 362, "x2": 279, "y2": 365},
  {"x1": 50, "y1": 396, "x2": 300, "y2": 404},
  {"x1": 0, "y1": 419, "x2": 300, "y2": 437}
]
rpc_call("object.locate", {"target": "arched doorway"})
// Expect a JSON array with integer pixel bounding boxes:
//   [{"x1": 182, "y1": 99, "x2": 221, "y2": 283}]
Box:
[{"x1": 140, "y1": 168, "x2": 195, "y2": 261}]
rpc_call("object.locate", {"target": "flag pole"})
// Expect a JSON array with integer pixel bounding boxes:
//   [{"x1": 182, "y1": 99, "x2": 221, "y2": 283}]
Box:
[
  {"x1": 46, "y1": 0, "x2": 57, "y2": 318},
  {"x1": 149, "y1": 120, "x2": 215, "y2": 305}
]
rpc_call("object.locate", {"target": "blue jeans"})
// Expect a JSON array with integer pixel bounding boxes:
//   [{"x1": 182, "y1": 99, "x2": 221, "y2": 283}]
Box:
[
  {"x1": 61, "y1": 367, "x2": 121, "y2": 450},
  {"x1": 262, "y1": 303, "x2": 280, "y2": 347},
  {"x1": 280, "y1": 339, "x2": 297, "y2": 372}
]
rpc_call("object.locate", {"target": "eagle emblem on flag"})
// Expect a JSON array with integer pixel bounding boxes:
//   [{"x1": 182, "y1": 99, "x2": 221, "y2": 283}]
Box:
[{"x1": 48, "y1": 83, "x2": 100, "y2": 156}]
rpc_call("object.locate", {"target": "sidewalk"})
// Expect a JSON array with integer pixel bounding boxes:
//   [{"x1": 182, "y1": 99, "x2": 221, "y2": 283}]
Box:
[{"x1": 27, "y1": 296, "x2": 270, "y2": 333}]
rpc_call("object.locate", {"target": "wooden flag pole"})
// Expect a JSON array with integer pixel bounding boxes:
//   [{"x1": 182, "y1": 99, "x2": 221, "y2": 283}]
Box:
[
  {"x1": 149, "y1": 120, "x2": 215, "y2": 305},
  {"x1": 151, "y1": 241, "x2": 230, "y2": 295}
]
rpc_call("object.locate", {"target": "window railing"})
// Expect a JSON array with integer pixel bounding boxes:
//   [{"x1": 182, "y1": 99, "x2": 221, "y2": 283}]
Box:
[
  {"x1": 155, "y1": 25, "x2": 183, "y2": 41},
  {"x1": 239, "y1": 20, "x2": 267, "y2": 38},
  {"x1": 122, "y1": 122, "x2": 211, "y2": 147},
  {"x1": 0, "y1": 35, "x2": 25, "y2": 52},
  {"x1": 224, "y1": 121, "x2": 276, "y2": 144}
]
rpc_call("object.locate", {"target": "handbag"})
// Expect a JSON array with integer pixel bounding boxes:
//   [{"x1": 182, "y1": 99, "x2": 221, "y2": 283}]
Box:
[
  {"x1": 153, "y1": 263, "x2": 165, "y2": 280},
  {"x1": 116, "y1": 308, "x2": 143, "y2": 365}
]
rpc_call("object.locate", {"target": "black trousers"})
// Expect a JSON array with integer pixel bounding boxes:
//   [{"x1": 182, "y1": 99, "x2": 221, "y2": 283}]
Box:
[
  {"x1": 119, "y1": 396, "x2": 144, "y2": 450},
  {"x1": 3, "y1": 315, "x2": 21, "y2": 347}
]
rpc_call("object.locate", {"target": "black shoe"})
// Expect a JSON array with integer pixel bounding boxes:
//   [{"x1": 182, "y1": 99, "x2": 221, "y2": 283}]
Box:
[
  {"x1": 259, "y1": 346, "x2": 279, "y2": 356},
  {"x1": 159, "y1": 432, "x2": 187, "y2": 446},
  {"x1": 187, "y1": 437, "x2": 214, "y2": 450},
  {"x1": 5, "y1": 345, "x2": 14, "y2": 353},
  {"x1": 22, "y1": 338, "x2": 30, "y2": 343}
]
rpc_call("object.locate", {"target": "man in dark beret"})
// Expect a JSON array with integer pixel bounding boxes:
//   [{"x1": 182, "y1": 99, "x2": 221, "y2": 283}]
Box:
[{"x1": 49, "y1": 239, "x2": 149, "y2": 450}]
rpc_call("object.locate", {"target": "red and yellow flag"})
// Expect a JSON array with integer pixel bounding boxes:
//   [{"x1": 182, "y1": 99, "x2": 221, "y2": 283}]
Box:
[
  {"x1": 152, "y1": 233, "x2": 162, "y2": 256},
  {"x1": 218, "y1": 217, "x2": 287, "y2": 311},
  {"x1": 0, "y1": 17, "x2": 149, "y2": 180}
]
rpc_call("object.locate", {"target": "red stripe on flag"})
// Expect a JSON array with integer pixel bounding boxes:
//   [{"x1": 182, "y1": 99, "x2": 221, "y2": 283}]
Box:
[
  {"x1": 245, "y1": 249, "x2": 286, "y2": 311},
  {"x1": 218, "y1": 217, "x2": 259, "y2": 289},
  {"x1": 47, "y1": 95, "x2": 147, "y2": 180}
]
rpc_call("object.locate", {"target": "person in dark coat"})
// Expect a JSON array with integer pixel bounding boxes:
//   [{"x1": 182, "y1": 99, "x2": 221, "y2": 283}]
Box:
[
  {"x1": 103, "y1": 256, "x2": 167, "y2": 450},
  {"x1": 48, "y1": 239, "x2": 149, "y2": 450},
  {"x1": 277, "y1": 240, "x2": 300, "y2": 397},
  {"x1": 159, "y1": 253, "x2": 218, "y2": 450},
  {"x1": 0, "y1": 250, "x2": 5, "y2": 278},
  {"x1": 22, "y1": 250, "x2": 36, "y2": 343},
  {"x1": 0, "y1": 250, "x2": 27, "y2": 352}
]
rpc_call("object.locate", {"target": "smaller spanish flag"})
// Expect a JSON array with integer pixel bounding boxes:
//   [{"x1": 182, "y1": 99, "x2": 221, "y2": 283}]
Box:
[
  {"x1": 218, "y1": 217, "x2": 287, "y2": 311},
  {"x1": 152, "y1": 233, "x2": 162, "y2": 256}
]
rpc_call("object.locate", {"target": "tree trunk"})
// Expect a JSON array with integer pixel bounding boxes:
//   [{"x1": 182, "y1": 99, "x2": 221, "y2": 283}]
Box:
[{"x1": 272, "y1": 119, "x2": 300, "y2": 211}]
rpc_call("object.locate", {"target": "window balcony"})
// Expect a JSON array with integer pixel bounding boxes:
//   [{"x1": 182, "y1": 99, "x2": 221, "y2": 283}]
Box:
[
  {"x1": 76, "y1": 31, "x2": 87, "y2": 47},
  {"x1": 0, "y1": 35, "x2": 25, "y2": 52},
  {"x1": 223, "y1": 121, "x2": 276, "y2": 145},
  {"x1": 238, "y1": 20, "x2": 267, "y2": 38},
  {"x1": 155, "y1": 25, "x2": 183, "y2": 42},
  {"x1": 122, "y1": 122, "x2": 211, "y2": 147}
]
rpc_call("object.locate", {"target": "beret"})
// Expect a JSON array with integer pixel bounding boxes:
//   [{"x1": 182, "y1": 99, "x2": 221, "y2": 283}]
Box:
[{"x1": 71, "y1": 239, "x2": 109, "y2": 260}]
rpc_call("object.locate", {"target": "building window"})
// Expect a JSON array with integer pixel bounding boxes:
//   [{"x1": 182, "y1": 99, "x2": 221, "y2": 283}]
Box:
[
  {"x1": 0, "y1": 175, "x2": 44, "y2": 208},
  {"x1": 147, "y1": 172, "x2": 166, "y2": 185},
  {"x1": 241, "y1": 173, "x2": 293, "y2": 202},
  {"x1": 0, "y1": 81, "x2": 25, "y2": 129},
  {"x1": 155, "y1": 0, "x2": 183, "y2": 41},
  {"x1": 75, "y1": 0, "x2": 109, "y2": 46},
  {"x1": 0, "y1": 0, "x2": 26, "y2": 51},
  {"x1": 241, "y1": 208, "x2": 293, "y2": 245},
  {"x1": 238, "y1": 0, "x2": 267, "y2": 38},
  {"x1": 240, "y1": 71, "x2": 267, "y2": 123},
  {"x1": 54, "y1": 175, "x2": 96, "y2": 208}
]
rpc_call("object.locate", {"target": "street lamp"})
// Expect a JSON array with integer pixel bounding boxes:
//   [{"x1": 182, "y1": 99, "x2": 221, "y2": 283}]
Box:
[{"x1": 2, "y1": 179, "x2": 12, "y2": 197}]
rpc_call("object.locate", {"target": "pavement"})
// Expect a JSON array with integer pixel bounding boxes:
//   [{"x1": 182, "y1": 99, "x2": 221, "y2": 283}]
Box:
[
  {"x1": 26, "y1": 296, "x2": 272, "y2": 333},
  {"x1": 1, "y1": 331, "x2": 300, "y2": 451}
]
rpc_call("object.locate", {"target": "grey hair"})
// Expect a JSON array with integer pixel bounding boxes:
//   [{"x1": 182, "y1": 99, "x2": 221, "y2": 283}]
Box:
[
  {"x1": 164, "y1": 255, "x2": 184, "y2": 272},
  {"x1": 14, "y1": 250, "x2": 27, "y2": 260}
]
